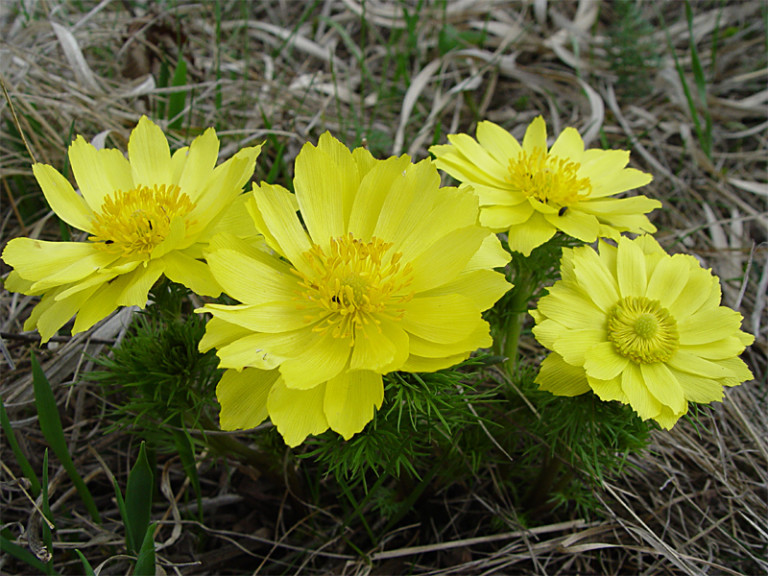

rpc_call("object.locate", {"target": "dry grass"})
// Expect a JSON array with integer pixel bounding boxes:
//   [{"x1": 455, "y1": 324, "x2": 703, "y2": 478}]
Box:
[{"x1": 1, "y1": 0, "x2": 766, "y2": 574}]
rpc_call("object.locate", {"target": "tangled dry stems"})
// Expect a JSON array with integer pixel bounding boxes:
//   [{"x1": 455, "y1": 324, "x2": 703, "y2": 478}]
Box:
[{"x1": 1, "y1": 0, "x2": 766, "y2": 574}]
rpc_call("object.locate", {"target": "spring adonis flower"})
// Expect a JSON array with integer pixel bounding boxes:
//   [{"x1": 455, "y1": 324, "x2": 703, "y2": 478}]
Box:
[
  {"x1": 429, "y1": 116, "x2": 661, "y2": 256},
  {"x1": 198, "y1": 133, "x2": 512, "y2": 446},
  {"x1": 530, "y1": 235, "x2": 754, "y2": 428},
  {"x1": 2, "y1": 117, "x2": 261, "y2": 342}
]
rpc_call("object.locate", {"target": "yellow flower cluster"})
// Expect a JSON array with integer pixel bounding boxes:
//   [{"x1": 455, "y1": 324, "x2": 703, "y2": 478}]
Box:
[
  {"x1": 2, "y1": 115, "x2": 754, "y2": 442},
  {"x1": 430, "y1": 116, "x2": 753, "y2": 428}
]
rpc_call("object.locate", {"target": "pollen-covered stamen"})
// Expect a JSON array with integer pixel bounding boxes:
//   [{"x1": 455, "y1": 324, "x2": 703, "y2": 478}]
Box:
[
  {"x1": 507, "y1": 147, "x2": 592, "y2": 208},
  {"x1": 607, "y1": 296, "x2": 679, "y2": 364},
  {"x1": 293, "y1": 233, "x2": 414, "y2": 343},
  {"x1": 89, "y1": 184, "x2": 195, "y2": 256}
]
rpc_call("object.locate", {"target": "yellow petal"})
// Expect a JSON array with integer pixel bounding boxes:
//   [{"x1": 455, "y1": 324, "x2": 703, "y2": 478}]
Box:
[
  {"x1": 570, "y1": 246, "x2": 619, "y2": 311},
  {"x1": 408, "y1": 227, "x2": 489, "y2": 292},
  {"x1": 162, "y1": 251, "x2": 222, "y2": 297},
  {"x1": 552, "y1": 328, "x2": 605, "y2": 366},
  {"x1": 198, "y1": 317, "x2": 252, "y2": 353},
  {"x1": 522, "y1": 116, "x2": 547, "y2": 152},
  {"x1": 590, "y1": 167, "x2": 653, "y2": 198},
  {"x1": 400, "y1": 352, "x2": 469, "y2": 372},
  {"x1": 639, "y1": 362, "x2": 687, "y2": 413},
  {"x1": 71, "y1": 280, "x2": 124, "y2": 335},
  {"x1": 480, "y1": 203, "x2": 534, "y2": 229},
  {"x1": 268, "y1": 379, "x2": 329, "y2": 446},
  {"x1": 278, "y1": 331, "x2": 351, "y2": 390},
  {"x1": 583, "y1": 341, "x2": 630, "y2": 381},
  {"x1": 505, "y1": 211, "x2": 556, "y2": 256},
  {"x1": 645, "y1": 254, "x2": 689, "y2": 308},
  {"x1": 535, "y1": 353, "x2": 591, "y2": 397},
  {"x1": 177, "y1": 127, "x2": 220, "y2": 201},
  {"x1": 294, "y1": 140, "x2": 354, "y2": 247},
  {"x1": 616, "y1": 236, "x2": 647, "y2": 297},
  {"x1": 36, "y1": 286, "x2": 97, "y2": 342},
  {"x1": 543, "y1": 209, "x2": 599, "y2": 242},
  {"x1": 406, "y1": 322, "x2": 491, "y2": 358},
  {"x1": 324, "y1": 371, "x2": 383, "y2": 440},
  {"x1": 669, "y1": 368, "x2": 723, "y2": 404},
  {"x1": 185, "y1": 148, "x2": 260, "y2": 238},
  {"x1": 128, "y1": 116, "x2": 171, "y2": 187},
  {"x1": 419, "y1": 269, "x2": 511, "y2": 313},
  {"x1": 115, "y1": 259, "x2": 165, "y2": 307},
  {"x1": 536, "y1": 284, "x2": 604, "y2": 330},
  {"x1": 620, "y1": 363, "x2": 662, "y2": 420},
  {"x1": 475, "y1": 120, "x2": 522, "y2": 165},
  {"x1": 349, "y1": 321, "x2": 400, "y2": 371},
  {"x1": 32, "y1": 164, "x2": 94, "y2": 232},
  {"x1": 372, "y1": 159, "x2": 441, "y2": 252},
  {"x1": 548, "y1": 127, "x2": 584, "y2": 162},
  {"x1": 444, "y1": 133, "x2": 509, "y2": 183},
  {"x1": 677, "y1": 307, "x2": 744, "y2": 346},
  {"x1": 252, "y1": 183, "x2": 313, "y2": 276},
  {"x1": 667, "y1": 350, "x2": 730, "y2": 378},
  {"x1": 69, "y1": 136, "x2": 133, "y2": 210},
  {"x1": 393, "y1": 184, "x2": 478, "y2": 263},
  {"x1": 217, "y1": 368, "x2": 278, "y2": 430},
  {"x1": 464, "y1": 234, "x2": 512, "y2": 272},
  {"x1": 4, "y1": 238, "x2": 117, "y2": 289},
  {"x1": 205, "y1": 233, "x2": 300, "y2": 304},
  {"x1": 348, "y1": 155, "x2": 412, "y2": 241},
  {"x1": 668, "y1": 267, "x2": 717, "y2": 319},
  {"x1": 588, "y1": 375, "x2": 627, "y2": 403},
  {"x1": 401, "y1": 294, "x2": 482, "y2": 344},
  {"x1": 213, "y1": 333, "x2": 286, "y2": 370},
  {"x1": 204, "y1": 301, "x2": 309, "y2": 333}
]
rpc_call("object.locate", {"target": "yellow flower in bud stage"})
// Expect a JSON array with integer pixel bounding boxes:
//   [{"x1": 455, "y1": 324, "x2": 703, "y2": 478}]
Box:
[
  {"x1": 530, "y1": 235, "x2": 754, "y2": 429},
  {"x1": 2, "y1": 117, "x2": 261, "y2": 342},
  {"x1": 429, "y1": 117, "x2": 661, "y2": 256},
  {"x1": 198, "y1": 133, "x2": 512, "y2": 447}
]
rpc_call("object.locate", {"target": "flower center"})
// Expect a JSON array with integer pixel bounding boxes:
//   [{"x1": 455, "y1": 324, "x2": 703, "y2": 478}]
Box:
[
  {"x1": 607, "y1": 296, "x2": 679, "y2": 364},
  {"x1": 507, "y1": 147, "x2": 592, "y2": 208},
  {"x1": 89, "y1": 184, "x2": 195, "y2": 256},
  {"x1": 294, "y1": 233, "x2": 414, "y2": 343}
]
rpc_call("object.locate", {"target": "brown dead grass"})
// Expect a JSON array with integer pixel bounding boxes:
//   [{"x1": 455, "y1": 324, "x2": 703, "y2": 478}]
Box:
[{"x1": 1, "y1": 0, "x2": 766, "y2": 574}]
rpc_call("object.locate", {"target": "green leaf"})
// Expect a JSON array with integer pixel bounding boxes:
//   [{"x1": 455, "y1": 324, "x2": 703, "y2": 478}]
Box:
[
  {"x1": 167, "y1": 56, "x2": 188, "y2": 130},
  {"x1": 0, "y1": 397, "x2": 41, "y2": 497},
  {"x1": 171, "y1": 423, "x2": 202, "y2": 519},
  {"x1": 133, "y1": 522, "x2": 157, "y2": 576},
  {"x1": 125, "y1": 442, "x2": 153, "y2": 555},
  {"x1": 74, "y1": 549, "x2": 96, "y2": 576},
  {"x1": 31, "y1": 352, "x2": 100, "y2": 523},
  {"x1": 112, "y1": 476, "x2": 131, "y2": 551}
]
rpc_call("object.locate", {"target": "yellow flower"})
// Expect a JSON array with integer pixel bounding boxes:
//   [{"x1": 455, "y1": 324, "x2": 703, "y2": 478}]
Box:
[
  {"x1": 2, "y1": 117, "x2": 261, "y2": 342},
  {"x1": 429, "y1": 117, "x2": 661, "y2": 256},
  {"x1": 198, "y1": 133, "x2": 512, "y2": 446},
  {"x1": 530, "y1": 235, "x2": 754, "y2": 428}
]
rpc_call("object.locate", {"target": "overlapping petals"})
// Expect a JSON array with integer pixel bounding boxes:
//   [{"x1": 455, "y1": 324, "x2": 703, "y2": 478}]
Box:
[
  {"x1": 429, "y1": 117, "x2": 661, "y2": 256},
  {"x1": 199, "y1": 133, "x2": 512, "y2": 446},
  {"x1": 2, "y1": 117, "x2": 261, "y2": 341},
  {"x1": 530, "y1": 235, "x2": 754, "y2": 428}
]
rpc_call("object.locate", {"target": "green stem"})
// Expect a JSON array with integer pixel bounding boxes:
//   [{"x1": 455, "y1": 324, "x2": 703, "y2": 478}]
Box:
[{"x1": 503, "y1": 273, "x2": 535, "y2": 376}]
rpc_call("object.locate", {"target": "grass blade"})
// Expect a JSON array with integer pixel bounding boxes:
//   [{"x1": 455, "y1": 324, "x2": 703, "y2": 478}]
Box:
[
  {"x1": 133, "y1": 522, "x2": 157, "y2": 576},
  {"x1": 684, "y1": 0, "x2": 712, "y2": 158},
  {"x1": 0, "y1": 397, "x2": 41, "y2": 497},
  {"x1": 74, "y1": 550, "x2": 96, "y2": 576},
  {"x1": 125, "y1": 442, "x2": 153, "y2": 555},
  {"x1": 172, "y1": 423, "x2": 202, "y2": 519},
  {"x1": 31, "y1": 352, "x2": 100, "y2": 523}
]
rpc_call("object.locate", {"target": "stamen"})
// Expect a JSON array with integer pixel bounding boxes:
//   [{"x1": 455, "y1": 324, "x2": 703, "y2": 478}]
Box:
[
  {"x1": 89, "y1": 184, "x2": 195, "y2": 257},
  {"x1": 607, "y1": 296, "x2": 679, "y2": 364},
  {"x1": 293, "y1": 233, "x2": 414, "y2": 343},
  {"x1": 507, "y1": 147, "x2": 592, "y2": 208}
]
